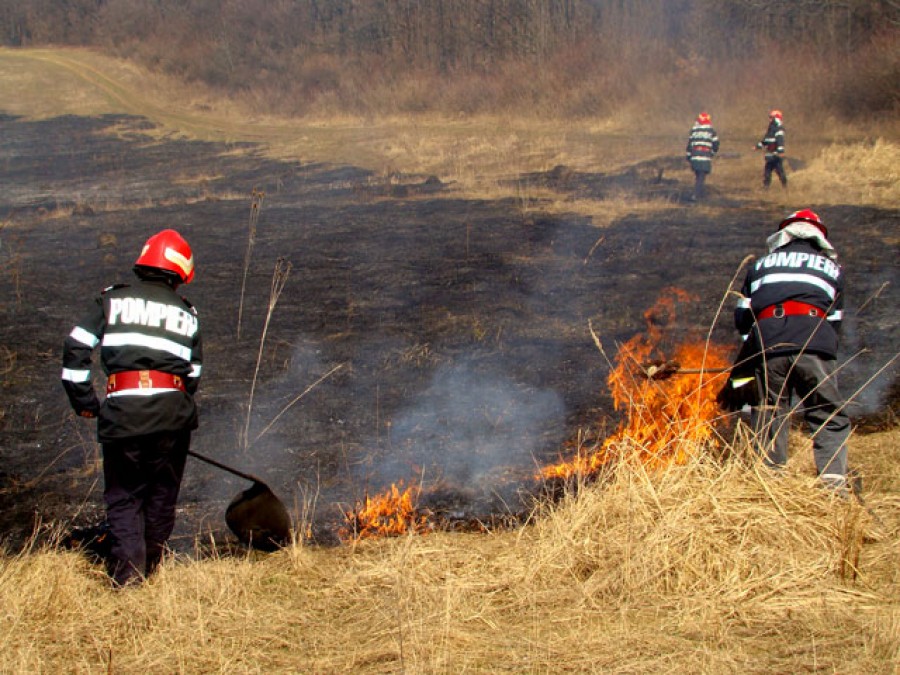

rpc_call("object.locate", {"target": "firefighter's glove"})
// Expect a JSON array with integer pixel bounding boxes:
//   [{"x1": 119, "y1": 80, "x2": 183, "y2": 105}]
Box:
[
  {"x1": 716, "y1": 342, "x2": 761, "y2": 412},
  {"x1": 716, "y1": 374, "x2": 760, "y2": 412}
]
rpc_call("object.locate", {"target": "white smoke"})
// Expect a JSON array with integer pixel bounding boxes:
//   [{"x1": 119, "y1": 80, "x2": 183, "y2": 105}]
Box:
[{"x1": 362, "y1": 359, "x2": 566, "y2": 490}]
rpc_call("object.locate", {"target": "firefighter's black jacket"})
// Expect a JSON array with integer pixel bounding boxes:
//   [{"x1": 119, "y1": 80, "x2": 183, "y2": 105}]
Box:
[
  {"x1": 61, "y1": 278, "x2": 202, "y2": 441},
  {"x1": 757, "y1": 119, "x2": 785, "y2": 158},
  {"x1": 685, "y1": 122, "x2": 720, "y2": 171},
  {"x1": 735, "y1": 238, "x2": 843, "y2": 359}
]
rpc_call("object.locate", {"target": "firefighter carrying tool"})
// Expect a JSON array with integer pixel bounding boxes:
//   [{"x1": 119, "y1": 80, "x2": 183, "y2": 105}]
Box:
[
  {"x1": 61, "y1": 229, "x2": 202, "y2": 586},
  {"x1": 755, "y1": 109, "x2": 787, "y2": 189},
  {"x1": 728, "y1": 208, "x2": 849, "y2": 492}
]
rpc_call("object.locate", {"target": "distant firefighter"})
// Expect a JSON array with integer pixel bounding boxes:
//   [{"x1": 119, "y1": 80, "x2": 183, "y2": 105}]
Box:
[
  {"x1": 685, "y1": 112, "x2": 720, "y2": 201},
  {"x1": 61, "y1": 229, "x2": 202, "y2": 587},
  {"x1": 756, "y1": 109, "x2": 787, "y2": 189}
]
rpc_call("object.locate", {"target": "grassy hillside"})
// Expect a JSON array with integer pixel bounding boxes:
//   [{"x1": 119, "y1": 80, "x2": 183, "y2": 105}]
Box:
[{"x1": 0, "y1": 47, "x2": 898, "y2": 673}]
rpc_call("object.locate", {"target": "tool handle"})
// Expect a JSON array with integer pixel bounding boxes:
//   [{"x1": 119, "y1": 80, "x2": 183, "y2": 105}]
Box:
[{"x1": 187, "y1": 449, "x2": 263, "y2": 484}]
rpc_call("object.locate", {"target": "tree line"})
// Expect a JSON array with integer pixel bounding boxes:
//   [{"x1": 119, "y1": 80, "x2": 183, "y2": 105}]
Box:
[{"x1": 1, "y1": 0, "x2": 897, "y2": 118}]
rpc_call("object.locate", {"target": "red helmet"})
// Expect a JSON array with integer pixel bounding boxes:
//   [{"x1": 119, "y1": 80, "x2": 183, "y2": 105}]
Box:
[
  {"x1": 697, "y1": 112, "x2": 711, "y2": 125},
  {"x1": 135, "y1": 229, "x2": 195, "y2": 284},
  {"x1": 769, "y1": 109, "x2": 783, "y2": 120},
  {"x1": 778, "y1": 209, "x2": 827, "y2": 238}
]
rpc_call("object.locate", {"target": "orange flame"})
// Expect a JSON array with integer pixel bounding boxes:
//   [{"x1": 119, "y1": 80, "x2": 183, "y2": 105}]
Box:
[
  {"x1": 339, "y1": 481, "x2": 431, "y2": 541},
  {"x1": 541, "y1": 288, "x2": 730, "y2": 480}
]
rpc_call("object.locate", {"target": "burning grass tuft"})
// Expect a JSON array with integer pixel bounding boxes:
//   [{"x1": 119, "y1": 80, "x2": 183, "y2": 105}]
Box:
[
  {"x1": 339, "y1": 481, "x2": 431, "y2": 542},
  {"x1": 542, "y1": 288, "x2": 731, "y2": 481}
]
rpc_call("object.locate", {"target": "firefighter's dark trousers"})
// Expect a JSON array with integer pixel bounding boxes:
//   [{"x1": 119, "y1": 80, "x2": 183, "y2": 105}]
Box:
[
  {"x1": 102, "y1": 430, "x2": 189, "y2": 586},
  {"x1": 689, "y1": 158, "x2": 712, "y2": 200},
  {"x1": 750, "y1": 353, "x2": 849, "y2": 488},
  {"x1": 692, "y1": 170, "x2": 707, "y2": 200},
  {"x1": 763, "y1": 155, "x2": 788, "y2": 188}
]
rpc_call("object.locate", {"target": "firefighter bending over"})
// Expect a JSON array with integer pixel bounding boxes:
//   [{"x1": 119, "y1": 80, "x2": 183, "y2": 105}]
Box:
[
  {"x1": 62, "y1": 229, "x2": 202, "y2": 586},
  {"x1": 733, "y1": 209, "x2": 849, "y2": 491}
]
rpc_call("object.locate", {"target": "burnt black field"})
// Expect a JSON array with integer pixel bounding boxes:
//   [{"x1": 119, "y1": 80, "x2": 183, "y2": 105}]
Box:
[{"x1": 1, "y1": 113, "x2": 897, "y2": 550}]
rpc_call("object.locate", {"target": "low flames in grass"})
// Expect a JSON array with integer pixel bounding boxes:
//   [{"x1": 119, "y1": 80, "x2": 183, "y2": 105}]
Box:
[
  {"x1": 339, "y1": 481, "x2": 431, "y2": 542},
  {"x1": 340, "y1": 289, "x2": 731, "y2": 539},
  {"x1": 541, "y1": 288, "x2": 731, "y2": 481}
]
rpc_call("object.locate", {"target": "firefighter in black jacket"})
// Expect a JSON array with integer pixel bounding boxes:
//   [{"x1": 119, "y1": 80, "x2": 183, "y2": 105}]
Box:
[
  {"x1": 62, "y1": 229, "x2": 202, "y2": 586},
  {"x1": 755, "y1": 109, "x2": 787, "y2": 189},
  {"x1": 685, "y1": 111, "x2": 720, "y2": 201},
  {"x1": 734, "y1": 209, "x2": 849, "y2": 491}
]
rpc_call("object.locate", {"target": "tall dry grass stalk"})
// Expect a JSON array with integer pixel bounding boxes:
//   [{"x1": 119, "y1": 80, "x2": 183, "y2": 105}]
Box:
[
  {"x1": 240, "y1": 256, "x2": 291, "y2": 451},
  {"x1": 236, "y1": 189, "x2": 265, "y2": 341},
  {"x1": 252, "y1": 362, "x2": 345, "y2": 444}
]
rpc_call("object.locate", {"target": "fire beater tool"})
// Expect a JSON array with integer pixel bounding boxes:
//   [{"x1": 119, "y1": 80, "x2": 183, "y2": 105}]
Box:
[
  {"x1": 638, "y1": 359, "x2": 731, "y2": 381},
  {"x1": 187, "y1": 449, "x2": 292, "y2": 551}
]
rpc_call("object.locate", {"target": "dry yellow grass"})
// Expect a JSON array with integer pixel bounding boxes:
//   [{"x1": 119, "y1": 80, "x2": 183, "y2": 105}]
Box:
[
  {"x1": 789, "y1": 138, "x2": 900, "y2": 208},
  {"x1": 2, "y1": 427, "x2": 897, "y2": 673}
]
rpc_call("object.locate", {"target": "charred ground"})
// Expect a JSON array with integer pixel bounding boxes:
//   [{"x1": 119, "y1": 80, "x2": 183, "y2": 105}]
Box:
[{"x1": 0, "y1": 113, "x2": 897, "y2": 549}]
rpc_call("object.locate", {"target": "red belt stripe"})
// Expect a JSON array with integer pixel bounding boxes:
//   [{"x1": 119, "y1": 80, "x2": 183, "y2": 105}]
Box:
[
  {"x1": 757, "y1": 300, "x2": 826, "y2": 321},
  {"x1": 107, "y1": 370, "x2": 185, "y2": 393}
]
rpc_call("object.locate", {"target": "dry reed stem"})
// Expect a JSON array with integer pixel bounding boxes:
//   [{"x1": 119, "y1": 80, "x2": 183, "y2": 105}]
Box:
[
  {"x1": 253, "y1": 362, "x2": 345, "y2": 443},
  {"x1": 236, "y1": 189, "x2": 264, "y2": 340},
  {"x1": 241, "y1": 256, "x2": 291, "y2": 451}
]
